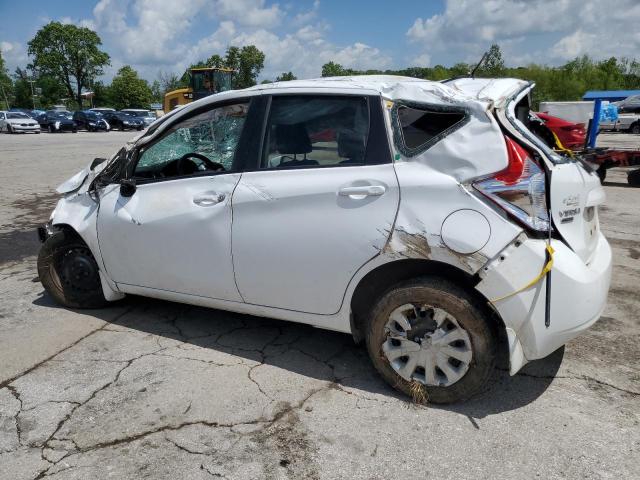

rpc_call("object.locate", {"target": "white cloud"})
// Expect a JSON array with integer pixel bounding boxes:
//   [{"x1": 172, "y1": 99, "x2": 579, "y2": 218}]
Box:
[
  {"x1": 0, "y1": 41, "x2": 28, "y2": 73},
  {"x1": 407, "y1": 0, "x2": 640, "y2": 65}
]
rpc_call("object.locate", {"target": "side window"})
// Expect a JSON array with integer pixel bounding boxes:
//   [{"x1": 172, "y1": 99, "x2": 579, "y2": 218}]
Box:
[
  {"x1": 393, "y1": 103, "x2": 467, "y2": 157},
  {"x1": 261, "y1": 95, "x2": 369, "y2": 169},
  {"x1": 134, "y1": 102, "x2": 249, "y2": 179}
]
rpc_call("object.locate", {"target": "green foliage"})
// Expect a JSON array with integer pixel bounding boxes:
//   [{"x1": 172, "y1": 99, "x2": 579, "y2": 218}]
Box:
[
  {"x1": 233, "y1": 46, "x2": 265, "y2": 88},
  {"x1": 150, "y1": 79, "x2": 163, "y2": 103},
  {"x1": 478, "y1": 44, "x2": 505, "y2": 76},
  {"x1": 0, "y1": 50, "x2": 12, "y2": 109},
  {"x1": 321, "y1": 49, "x2": 640, "y2": 109},
  {"x1": 321, "y1": 61, "x2": 350, "y2": 77},
  {"x1": 109, "y1": 65, "x2": 152, "y2": 110},
  {"x1": 186, "y1": 45, "x2": 265, "y2": 89},
  {"x1": 28, "y1": 21, "x2": 110, "y2": 109},
  {"x1": 276, "y1": 72, "x2": 297, "y2": 82},
  {"x1": 10, "y1": 67, "x2": 66, "y2": 109}
]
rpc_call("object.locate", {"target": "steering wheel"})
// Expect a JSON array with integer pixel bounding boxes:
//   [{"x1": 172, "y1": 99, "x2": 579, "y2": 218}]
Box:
[{"x1": 176, "y1": 153, "x2": 225, "y2": 175}]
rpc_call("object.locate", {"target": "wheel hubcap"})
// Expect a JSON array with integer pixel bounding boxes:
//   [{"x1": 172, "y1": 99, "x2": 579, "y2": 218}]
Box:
[
  {"x1": 57, "y1": 247, "x2": 100, "y2": 292},
  {"x1": 382, "y1": 303, "x2": 472, "y2": 387}
]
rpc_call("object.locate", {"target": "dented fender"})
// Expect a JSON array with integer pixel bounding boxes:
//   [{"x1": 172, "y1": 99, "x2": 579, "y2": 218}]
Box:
[{"x1": 49, "y1": 186, "x2": 124, "y2": 302}]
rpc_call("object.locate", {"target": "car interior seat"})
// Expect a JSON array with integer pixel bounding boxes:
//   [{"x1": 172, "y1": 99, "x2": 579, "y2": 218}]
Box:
[
  {"x1": 275, "y1": 123, "x2": 319, "y2": 167},
  {"x1": 338, "y1": 131, "x2": 366, "y2": 164}
]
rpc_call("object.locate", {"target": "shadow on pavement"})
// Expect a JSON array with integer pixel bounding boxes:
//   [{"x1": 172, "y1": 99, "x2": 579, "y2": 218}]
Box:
[{"x1": 33, "y1": 292, "x2": 563, "y2": 419}]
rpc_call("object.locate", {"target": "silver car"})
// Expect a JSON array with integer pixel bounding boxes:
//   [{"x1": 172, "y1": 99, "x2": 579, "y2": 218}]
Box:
[{"x1": 0, "y1": 111, "x2": 41, "y2": 133}]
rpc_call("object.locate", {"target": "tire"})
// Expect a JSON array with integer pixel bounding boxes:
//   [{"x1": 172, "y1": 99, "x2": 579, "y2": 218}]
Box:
[
  {"x1": 628, "y1": 169, "x2": 640, "y2": 187},
  {"x1": 7, "y1": 124, "x2": 12, "y2": 134},
  {"x1": 37, "y1": 229, "x2": 107, "y2": 309},
  {"x1": 48, "y1": 125, "x2": 55, "y2": 133},
  {"x1": 596, "y1": 166, "x2": 607, "y2": 183},
  {"x1": 630, "y1": 123, "x2": 640, "y2": 135},
  {"x1": 365, "y1": 277, "x2": 496, "y2": 404},
  {"x1": 35, "y1": 130, "x2": 41, "y2": 134}
]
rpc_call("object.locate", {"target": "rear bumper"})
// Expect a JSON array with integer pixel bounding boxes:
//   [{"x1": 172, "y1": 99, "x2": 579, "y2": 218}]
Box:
[{"x1": 477, "y1": 232, "x2": 612, "y2": 368}]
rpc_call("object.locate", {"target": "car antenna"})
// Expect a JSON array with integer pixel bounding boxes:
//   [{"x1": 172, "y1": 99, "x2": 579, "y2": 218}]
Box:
[{"x1": 470, "y1": 51, "x2": 488, "y2": 79}]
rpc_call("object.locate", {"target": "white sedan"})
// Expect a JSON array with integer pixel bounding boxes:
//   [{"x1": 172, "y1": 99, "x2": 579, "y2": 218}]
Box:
[{"x1": 0, "y1": 111, "x2": 41, "y2": 133}]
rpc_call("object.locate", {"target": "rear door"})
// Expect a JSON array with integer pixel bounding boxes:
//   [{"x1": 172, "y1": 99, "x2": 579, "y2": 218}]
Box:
[{"x1": 231, "y1": 94, "x2": 399, "y2": 314}]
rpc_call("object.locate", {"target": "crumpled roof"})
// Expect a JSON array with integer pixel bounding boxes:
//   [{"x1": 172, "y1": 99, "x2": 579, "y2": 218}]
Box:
[{"x1": 248, "y1": 75, "x2": 530, "y2": 108}]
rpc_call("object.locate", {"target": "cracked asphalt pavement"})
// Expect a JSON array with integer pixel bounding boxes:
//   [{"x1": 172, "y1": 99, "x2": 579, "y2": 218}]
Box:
[{"x1": 1, "y1": 131, "x2": 639, "y2": 479}]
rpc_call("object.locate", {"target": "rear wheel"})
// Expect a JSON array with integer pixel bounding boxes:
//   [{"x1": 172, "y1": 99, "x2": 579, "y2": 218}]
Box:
[
  {"x1": 37, "y1": 229, "x2": 107, "y2": 309},
  {"x1": 7, "y1": 124, "x2": 13, "y2": 134},
  {"x1": 366, "y1": 277, "x2": 496, "y2": 404},
  {"x1": 630, "y1": 123, "x2": 640, "y2": 135}
]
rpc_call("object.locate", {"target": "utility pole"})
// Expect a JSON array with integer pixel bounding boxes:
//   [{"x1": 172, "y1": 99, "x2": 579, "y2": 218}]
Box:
[{"x1": 27, "y1": 79, "x2": 36, "y2": 109}]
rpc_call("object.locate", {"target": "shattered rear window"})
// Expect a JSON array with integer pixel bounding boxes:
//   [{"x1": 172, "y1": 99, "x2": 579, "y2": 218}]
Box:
[{"x1": 392, "y1": 102, "x2": 468, "y2": 157}]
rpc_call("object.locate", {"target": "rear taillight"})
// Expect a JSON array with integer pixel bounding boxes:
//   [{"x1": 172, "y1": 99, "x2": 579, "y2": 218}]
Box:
[{"x1": 473, "y1": 137, "x2": 550, "y2": 232}]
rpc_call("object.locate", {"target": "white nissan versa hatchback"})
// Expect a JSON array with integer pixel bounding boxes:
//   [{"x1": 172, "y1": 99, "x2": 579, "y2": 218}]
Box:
[{"x1": 37, "y1": 76, "x2": 612, "y2": 403}]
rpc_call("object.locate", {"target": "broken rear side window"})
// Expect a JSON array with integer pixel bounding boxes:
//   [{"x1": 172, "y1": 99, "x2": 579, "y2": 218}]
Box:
[{"x1": 393, "y1": 103, "x2": 468, "y2": 157}]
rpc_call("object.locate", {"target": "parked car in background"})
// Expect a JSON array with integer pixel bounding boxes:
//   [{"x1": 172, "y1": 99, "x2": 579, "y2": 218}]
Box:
[
  {"x1": 120, "y1": 109, "x2": 157, "y2": 127},
  {"x1": 36, "y1": 111, "x2": 77, "y2": 133},
  {"x1": 100, "y1": 111, "x2": 144, "y2": 130},
  {"x1": 613, "y1": 94, "x2": 640, "y2": 112},
  {"x1": 534, "y1": 112, "x2": 586, "y2": 149},
  {"x1": 599, "y1": 105, "x2": 640, "y2": 134},
  {"x1": 72, "y1": 110, "x2": 110, "y2": 132},
  {"x1": 37, "y1": 76, "x2": 611, "y2": 404},
  {"x1": 90, "y1": 107, "x2": 116, "y2": 115},
  {"x1": 0, "y1": 111, "x2": 41, "y2": 133}
]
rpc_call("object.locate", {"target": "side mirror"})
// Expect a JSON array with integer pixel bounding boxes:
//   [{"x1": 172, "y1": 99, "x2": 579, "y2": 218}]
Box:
[{"x1": 120, "y1": 179, "x2": 137, "y2": 197}]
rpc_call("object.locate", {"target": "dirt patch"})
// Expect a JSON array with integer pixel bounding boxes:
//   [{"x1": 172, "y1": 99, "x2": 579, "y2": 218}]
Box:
[
  {"x1": 255, "y1": 406, "x2": 319, "y2": 480},
  {"x1": 0, "y1": 192, "x2": 59, "y2": 266}
]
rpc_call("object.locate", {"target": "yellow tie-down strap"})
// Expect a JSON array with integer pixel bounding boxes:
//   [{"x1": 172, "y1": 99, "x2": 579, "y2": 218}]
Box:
[{"x1": 491, "y1": 244, "x2": 555, "y2": 302}]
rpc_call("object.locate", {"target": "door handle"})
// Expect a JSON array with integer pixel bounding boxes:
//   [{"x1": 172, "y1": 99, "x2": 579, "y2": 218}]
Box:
[
  {"x1": 338, "y1": 185, "x2": 386, "y2": 197},
  {"x1": 193, "y1": 193, "x2": 225, "y2": 206}
]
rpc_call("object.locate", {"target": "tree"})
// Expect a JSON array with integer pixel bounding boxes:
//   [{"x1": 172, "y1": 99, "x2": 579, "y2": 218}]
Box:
[
  {"x1": 109, "y1": 65, "x2": 152, "y2": 110},
  {"x1": 204, "y1": 54, "x2": 224, "y2": 68},
  {"x1": 150, "y1": 80, "x2": 163, "y2": 104},
  {"x1": 322, "y1": 61, "x2": 347, "y2": 77},
  {"x1": 0, "y1": 50, "x2": 12, "y2": 109},
  {"x1": 481, "y1": 44, "x2": 505, "y2": 76},
  {"x1": 28, "y1": 21, "x2": 110, "y2": 109},
  {"x1": 276, "y1": 72, "x2": 297, "y2": 82},
  {"x1": 158, "y1": 71, "x2": 185, "y2": 94},
  {"x1": 234, "y1": 46, "x2": 265, "y2": 88}
]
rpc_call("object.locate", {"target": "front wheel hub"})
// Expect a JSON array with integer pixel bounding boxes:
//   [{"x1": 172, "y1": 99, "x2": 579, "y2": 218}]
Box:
[
  {"x1": 57, "y1": 247, "x2": 101, "y2": 292},
  {"x1": 382, "y1": 303, "x2": 473, "y2": 387}
]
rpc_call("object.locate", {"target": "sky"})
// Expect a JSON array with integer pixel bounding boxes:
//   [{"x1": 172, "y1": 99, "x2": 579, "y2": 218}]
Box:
[{"x1": 1, "y1": 0, "x2": 640, "y2": 83}]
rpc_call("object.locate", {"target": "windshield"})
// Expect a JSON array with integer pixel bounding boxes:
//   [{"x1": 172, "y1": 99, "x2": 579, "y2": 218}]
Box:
[
  {"x1": 49, "y1": 113, "x2": 68, "y2": 119},
  {"x1": 7, "y1": 112, "x2": 30, "y2": 119},
  {"x1": 84, "y1": 112, "x2": 101, "y2": 120}
]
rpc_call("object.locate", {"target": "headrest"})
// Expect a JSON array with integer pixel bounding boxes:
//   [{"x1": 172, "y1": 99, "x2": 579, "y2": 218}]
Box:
[
  {"x1": 337, "y1": 131, "x2": 366, "y2": 162},
  {"x1": 275, "y1": 124, "x2": 312, "y2": 154}
]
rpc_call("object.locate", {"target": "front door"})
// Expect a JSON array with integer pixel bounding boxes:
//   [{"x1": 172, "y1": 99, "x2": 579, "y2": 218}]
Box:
[
  {"x1": 232, "y1": 94, "x2": 399, "y2": 314},
  {"x1": 97, "y1": 101, "x2": 251, "y2": 301}
]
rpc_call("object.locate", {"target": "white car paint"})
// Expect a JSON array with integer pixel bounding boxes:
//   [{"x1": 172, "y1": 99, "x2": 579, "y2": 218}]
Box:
[
  {"x1": 0, "y1": 111, "x2": 40, "y2": 133},
  {"x1": 46, "y1": 76, "x2": 611, "y2": 375}
]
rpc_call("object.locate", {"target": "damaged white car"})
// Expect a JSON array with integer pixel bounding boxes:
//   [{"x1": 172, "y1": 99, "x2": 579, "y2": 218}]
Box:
[{"x1": 37, "y1": 76, "x2": 612, "y2": 403}]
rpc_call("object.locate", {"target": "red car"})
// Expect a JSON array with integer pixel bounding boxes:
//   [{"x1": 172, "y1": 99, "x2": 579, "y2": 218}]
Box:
[{"x1": 535, "y1": 112, "x2": 586, "y2": 150}]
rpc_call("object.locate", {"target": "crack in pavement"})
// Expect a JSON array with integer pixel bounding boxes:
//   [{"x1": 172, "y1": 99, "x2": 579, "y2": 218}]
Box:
[{"x1": 0, "y1": 306, "x2": 136, "y2": 390}]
